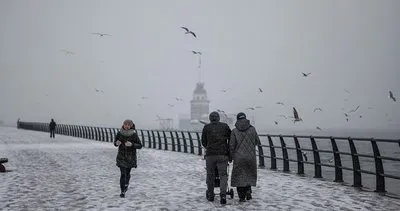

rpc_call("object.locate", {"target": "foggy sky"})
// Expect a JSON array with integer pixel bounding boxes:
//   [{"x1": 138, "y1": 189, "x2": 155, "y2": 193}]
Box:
[{"x1": 1, "y1": 0, "x2": 399, "y2": 131}]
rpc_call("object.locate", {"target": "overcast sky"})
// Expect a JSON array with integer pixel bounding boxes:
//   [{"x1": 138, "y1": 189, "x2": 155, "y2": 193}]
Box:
[{"x1": 0, "y1": 0, "x2": 399, "y2": 131}]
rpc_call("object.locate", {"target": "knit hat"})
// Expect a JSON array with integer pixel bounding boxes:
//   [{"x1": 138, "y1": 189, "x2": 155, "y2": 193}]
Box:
[{"x1": 236, "y1": 112, "x2": 246, "y2": 120}]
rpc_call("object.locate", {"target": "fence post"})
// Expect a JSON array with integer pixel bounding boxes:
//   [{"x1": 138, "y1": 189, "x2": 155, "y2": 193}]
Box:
[
  {"x1": 267, "y1": 136, "x2": 277, "y2": 170},
  {"x1": 175, "y1": 131, "x2": 181, "y2": 152},
  {"x1": 151, "y1": 130, "x2": 157, "y2": 149},
  {"x1": 310, "y1": 137, "x2": 322, "y2": 178},
  {"x1": 370, "y1": 139, "x2": 385, "y2": 193},
  {"x1": 146, "y1": 130, "x2": 151, "y2": 148},
  {"x1": 162, "y1": 131, "x2": 168, "y2": 150},
  {"x1": 348, "y1": 137, "x2": 362, "y2": 187},
  {"x1": 196, "y1": 132, "x2": 202, "y2": 156},
  {"x1": 170, "y1": 131, "x2": 176, "y2": 151},
  {"x1": 157, "y1": 131, "x2": 162, "y2": 150},
  {"x1": 139, "y1": 130, "x2": 145, "y2": 146},
  {"x1": 188, "y1": 132, "x2": 195, "y2": 154},
  {"x1": 181, "y1": 132, "x2": 188, "y2": 153},
  {"x1": 293, "y1": 136, "x2": 304, "y2": 175},
  {"x1": 330, "y1": 137, "x2": 343, "y2": 182},
  {"x1": 279, "y1": 136, "x2": 290, "y2": 172}
]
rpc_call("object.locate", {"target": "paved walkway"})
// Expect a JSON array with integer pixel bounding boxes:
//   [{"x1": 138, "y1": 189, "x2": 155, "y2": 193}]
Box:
[{"x1": 0, "y1": 127, "x2": 399, "y2": 210}]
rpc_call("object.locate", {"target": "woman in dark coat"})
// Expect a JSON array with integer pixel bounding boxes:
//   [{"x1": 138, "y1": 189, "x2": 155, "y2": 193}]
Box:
[
  {"x1": 229, "y1": 112, "x2": 261, "y2": 202},
  {"x1": 114, "y1": 119, "x2": 142, "y2": 198}
]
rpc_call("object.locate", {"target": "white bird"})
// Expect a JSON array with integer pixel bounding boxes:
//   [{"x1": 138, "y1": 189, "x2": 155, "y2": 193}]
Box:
[
  {"x1": 302, "y1": 72, "x2": 311, "y2": 77},
  {"x1": 389, "y1": 91, "x2": 396, "y2": 102},
  {"x1": 191, "y1": 51, "x2": 202, "y2": 55},
  {"x1": 92, "y1": 32, "x2": 112, "y2": 37},
  {"x1": 258, "y1": 88, "x2": 263, "y2": 93},
  {"x1": 292, "y1": 107, "x2": 303, "y2": 123},
  {"x1": 246, "y1": 107, "x2": 256, "y2": 110},
  {"x1": 348, "y1": 105, "x2": 360, "y2": 113},
  {"x1": 274, "y1": 121, "x2": 279, "y2": 125},
  {"x1": 175, "y1": 97, "x2": 184, "y2": 102},
  {"x1": 316, "y1": 126, "x2": 322, "y2": 130},
  {"x1": 220, "y1": 88, "x2": 230, "y2": 92},
  {"x1": 276, "y1": 102, "x2": 284, "y2": 105},
  {"x1": 181, "y1": 27, "x2": 196, "y2": 38},
  {"x1": 313, "y1": 108, "x2": 322, "y2": 112},
  {"x1": 95, "y1": 88, "x2": 104, "y2": 93},
  {"x1": 60, "y1": 49, "x2": 75, "y2": 55}
]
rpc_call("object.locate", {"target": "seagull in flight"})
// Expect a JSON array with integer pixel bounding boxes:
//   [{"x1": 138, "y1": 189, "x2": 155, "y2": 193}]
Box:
[
  {"x1": 313, "y1": 108, "x2": 322, "y2": 112},
  {"x1": 181, "y1": 27, "x2": 196, "y2": 38},
  {"x1": 60, "y1": 49, "x2": 75, "y2": 55},
  {"x1": 276, "y1": 102, "x2": 284, "y2": 105},
  {"x1": 258, "y1": 88, "x2": 263, "y2": 93},
  {"x1": 246, "y1": 107, "x2": 256, "y2": 110},
  {"x1": 91, "y1": 32, "x2": 112, "y2": 37},
  {"x1": 95, "y1": 88, "x2": 104, "y2": 93},
  {"x1": 175, "y1": 97, "x2": 184, "y2": 102},
  {"x1": 274, "y1": 121, "x2": 279, "y2": 125},
  {"x1": 220, "y1": 88, "x2": 230, "y2": 92},
  {"x1": 141, "y1": 96, "x2": 148, "y2": 100},
  {"x1": 292, "y1": 107, "x2": 303, "y2": 123},
  {"x1": 316, "y1": 126, "x2": 322, "y2": 130},
  {"x1": 348, "y1": 105, "x2": 360, "y2": 113},
  {"x1": 302, "y1": 72, "x2": 311, "y2": 77},
  {"x1": 191, "y1": 51, "x2": 202, "y2": 55},
  {"x1": 389, "y1": 91, "x2": 396, "y2": 102}
]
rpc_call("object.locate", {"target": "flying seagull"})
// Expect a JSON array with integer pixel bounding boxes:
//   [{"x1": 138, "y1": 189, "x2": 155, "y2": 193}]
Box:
[
  {"x1": 274, "y1": 121, "x2": 279, "y2": 125},
  {"x1": 181, "y1": 27, "x2": 196, "y2": 38},
  {"x1": 292, "y1": 107, "x2": 303, "y2": 123},
  {"x1": 91, "y1": 32, "x2": 112, "y2": 37},
  {"x1": 316, "y1": 126, "x2": 322, "y2": 130},
  {"x1": 276, "y1": 102, "x2": 284, "y2": 105},
  {"x1": 191, "y1": 51, "x2": 202, "y2": 55},
  {"x1": 389, "y1": 91, "x2": 396, "y2": 102},
  {"x1": 220, "y1": 88, "x2": 230, "y2": 92},
  {"x1": 344, "y1": 89, "x2": 351, "y2": 94},
  {"x1": 348, "y1": 105, "x2": 360, "y2": 113},
  {"x1": 141, "y1": 96, "x2": 148, "y2": 100},
  {"x1": 175, "y1": 97, "x2": 184, "y2": 102},
  {"x1": 313, "y1": 108, "x2": 322, "y2": 112},
  {"x1": 246, "y1": 107, "x2": 256, "y2": 110},
  {"x1": 60, "y1": 49, "x2": 75, "y2": 55},
  {"x1": 95, "y1": 88, "x2": 104, "y2": 93},
  {"x1": 258, "y1": 88, "x2": 263, "y2": 93},
  {"x1": 302, "y1": 72, "x2": 311, "y2": 77}
]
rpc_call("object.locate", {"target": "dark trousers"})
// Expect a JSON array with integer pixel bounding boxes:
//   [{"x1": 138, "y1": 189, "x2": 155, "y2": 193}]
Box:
[
  {"x1": 119, "y1": 167, "x2": 132, "y2": 192},
  {"x1": 50, "y1": 130, "x2": 55, "y2": 138},
  {"x1": 206, "y1": 155, "x2": 228, "y2": 196}
]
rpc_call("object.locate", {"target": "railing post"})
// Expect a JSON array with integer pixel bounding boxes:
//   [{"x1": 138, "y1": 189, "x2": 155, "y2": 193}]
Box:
[
  {"x1": 196, "y1": 132, "x2": 202, "y2": 156},
  {"x1": 170, "y1": 131, "x2": 176, "y2": 151},
  {"x1": 181, "y1": 132, "x2": 188, "y2": 153},
  {"x1": 151, "y1": 131, "x2": 157, "y2": 149},
  {"x1": 279, "y1": 136, "x2": 290, "y2": 172},
  {"x1": 140, "y1": 130, "x2": 145, "y2": 146},
  {"x1": 310, "y1": 137, "x2": 322, "y2": 178},
  {"x1": 101, "y1": 128, "x2": 106, "y2": 142},
  {"x1": 157, "y1": 131, "x2": 162, "y2": 150},
  {"x1": 162, "y1": 131, "x2": 168, "y2": 150},
  {"x1": 293, "y1": 136, "x2": 304, "y2": 175},
  {"x1": 267, "y1": 136, "x2": 277, "y2": 170},
  {"x1": 330, "y1": 137, "x2": 343, "y2": 182},
  {"x1": 146, "y1": 130, "x2": 151, "y2": 148},
  {"x1": 257, "y1": 136, "x2": 265, "y2": 168},
  {"x1": 371, "y1": 139, "x2": 385, "y2": 193},
  {"x1": 348, "y1": 137, "x2": 362, "y2": 187},
  {"x1": 90, "y1": 127, "x2": 95, "y2": 140},
  {"x1": 175, "y1": 131, "x2": 181, "y2": 152},
  {"x1": 187, "y1": 132, "x2": 195, "y2": 154}
]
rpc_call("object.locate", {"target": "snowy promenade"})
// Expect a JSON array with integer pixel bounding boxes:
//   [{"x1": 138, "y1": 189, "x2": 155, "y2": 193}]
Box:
[{"x1": 0, "y1": 127, "x2": 399, "y2": 211}]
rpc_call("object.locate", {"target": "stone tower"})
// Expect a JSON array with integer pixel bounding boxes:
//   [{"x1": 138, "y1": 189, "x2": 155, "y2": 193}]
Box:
[{"x1": 190, "y1": 82, "x2": 210, "y2": 122}]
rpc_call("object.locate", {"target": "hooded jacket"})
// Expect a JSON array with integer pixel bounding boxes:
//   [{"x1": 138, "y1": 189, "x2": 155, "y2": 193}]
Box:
[{"x1": 201, "y1": 112, "x2": 231, "y2": 156}]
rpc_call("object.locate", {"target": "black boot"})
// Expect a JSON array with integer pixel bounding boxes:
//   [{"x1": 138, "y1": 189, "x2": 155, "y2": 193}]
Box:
[
  {"x1": 237, "y1": 187, "x2": 246, "y2": 202},
  {"x1": 120, "y1": 192, "x2": 125, "y2": 198},
  {"x1": 206, "y1": 190, "x2": 215, "y2": 202},
  {"x1": 220, "y1": 194, "x2": 226, "y2": 205},
  {"x1": 246, "y1": 186, "x2": 252, "y2": 200}
]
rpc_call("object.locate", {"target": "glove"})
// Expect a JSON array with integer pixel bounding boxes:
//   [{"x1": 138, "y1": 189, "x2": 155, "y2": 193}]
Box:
[
  {"x1": 125, "y1": 141, "x2": 133, "y2": 147},
  {"x1": 115, "y1": 140, "x2": 121, "y2": 146}
]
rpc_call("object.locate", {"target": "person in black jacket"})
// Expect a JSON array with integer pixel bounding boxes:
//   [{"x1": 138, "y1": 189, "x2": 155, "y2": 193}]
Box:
[
  {"x1": 49, "y1": 119, "x2": 56, "y2": 138},
  {"x1": 201, "y1": 111, "x2": 231, "y2": 204},
  {"x1": 114, "y1": 119, "x2": 142, "y2": 198}
]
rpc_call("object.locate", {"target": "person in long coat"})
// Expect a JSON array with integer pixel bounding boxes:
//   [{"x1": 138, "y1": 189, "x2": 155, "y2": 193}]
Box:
[
  {"x1": 114, "y1": 119, "x2": 142, "y2": 198},
  {"x1": 229, "y1": 112, "x2": 261, "y2": 202}
]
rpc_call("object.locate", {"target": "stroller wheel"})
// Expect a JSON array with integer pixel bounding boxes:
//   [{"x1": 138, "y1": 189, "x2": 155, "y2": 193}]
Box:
[{"x1": 229, "y1": 188, "x2": 234, "y2": 199}]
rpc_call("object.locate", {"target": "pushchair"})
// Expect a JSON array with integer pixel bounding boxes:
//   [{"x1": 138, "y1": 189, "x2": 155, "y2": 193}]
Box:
[{"x1": 212, "y1": 163, "x2": 234, "y2": 199}]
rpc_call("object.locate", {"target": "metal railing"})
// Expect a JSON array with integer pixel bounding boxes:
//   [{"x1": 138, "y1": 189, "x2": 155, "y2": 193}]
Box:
[{"x1": 17, "y1": 121, "x2": 400, "y2": 195}]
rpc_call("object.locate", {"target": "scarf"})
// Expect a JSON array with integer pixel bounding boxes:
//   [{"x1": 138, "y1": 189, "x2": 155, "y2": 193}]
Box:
[{"x1": 119, "y1": 128, "x2": 135, "y2": 137}]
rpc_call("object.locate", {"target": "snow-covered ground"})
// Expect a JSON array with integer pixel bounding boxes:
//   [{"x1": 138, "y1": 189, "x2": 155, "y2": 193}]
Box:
[{"x1": 0, "y1": 127, "x2": 399, "y2": 211}]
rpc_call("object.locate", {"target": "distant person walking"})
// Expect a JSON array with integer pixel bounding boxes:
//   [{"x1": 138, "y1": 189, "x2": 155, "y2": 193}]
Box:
[
  {"x1": 229, "y1": 112, "x2": 260, "y2": 202},
  {"x1": 201, "y1": 111, "x2": 231, "y2": 205},
  {"x1": 114, "y1": 119, "x2": 142, "y2": 198},
  {"x1": 49, "y1": 119, "x2": 56, "y2": 138}
]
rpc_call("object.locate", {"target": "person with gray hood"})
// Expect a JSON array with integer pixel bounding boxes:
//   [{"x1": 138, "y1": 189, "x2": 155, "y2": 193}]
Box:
[
  {"x1": 201, "y1": 111, "x2": 231, "y2": 204},
  {"x1": 229, "y1": 112, "x2": 261, "y2": 202}
]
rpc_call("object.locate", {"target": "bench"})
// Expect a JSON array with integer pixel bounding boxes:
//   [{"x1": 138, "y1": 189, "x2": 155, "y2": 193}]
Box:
[{"x1": 0, "y1": 158, "x2": 8, "y2": 172}]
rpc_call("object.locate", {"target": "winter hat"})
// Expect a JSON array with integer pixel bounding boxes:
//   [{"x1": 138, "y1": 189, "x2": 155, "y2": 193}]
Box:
[
  {"x1": 236, "y1": 112, "x2": 246, "y2": 120},
  {"x1": 209, "y1": 111, "x2": 220, "y2": 122}
]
